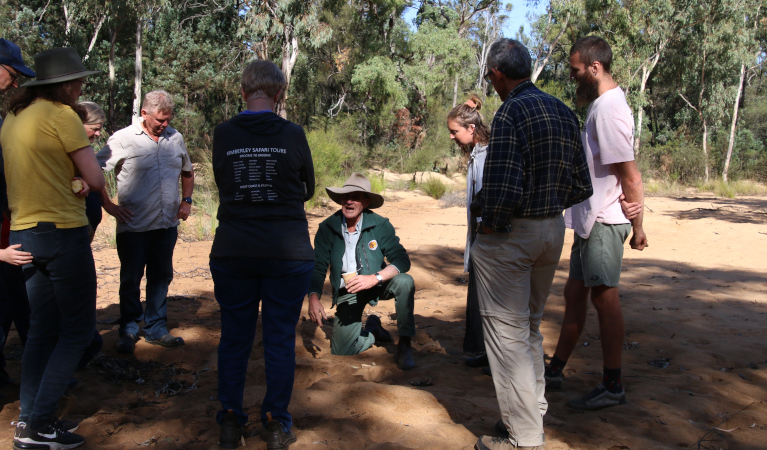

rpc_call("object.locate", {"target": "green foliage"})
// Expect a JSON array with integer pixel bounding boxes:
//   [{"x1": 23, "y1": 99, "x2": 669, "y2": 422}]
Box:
[
  {"x1": 306, "y1": 127, "x2": 351, "y2": 208},
  {"x1": 419, "y1": 177, "x2": 449, "y2": 199}
]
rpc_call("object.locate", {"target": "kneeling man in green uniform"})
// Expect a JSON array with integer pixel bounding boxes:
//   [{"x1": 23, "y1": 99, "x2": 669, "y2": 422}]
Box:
[{"x1": 308, "y1": 173, "x2": 415, "y2": 370}]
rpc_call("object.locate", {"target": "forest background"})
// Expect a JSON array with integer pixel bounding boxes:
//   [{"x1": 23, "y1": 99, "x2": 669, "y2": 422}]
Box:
[{"x1": 2, "y1": 0, "x2": 767, "y2": 229}]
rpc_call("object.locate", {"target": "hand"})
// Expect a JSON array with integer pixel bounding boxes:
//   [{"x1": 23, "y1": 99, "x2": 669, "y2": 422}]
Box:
[
  {"x1": 308, "y1": 294, "x2": 327, "y2": 326},
  {"x1": 104, "y1": 202, "x2": 134, "y2": 223},
  {"x1": 630, "y1": 228, "x2": 648, "y2": 250},
  {"x1": 346, "y1": 274, "x2": 379, "y2": 294},
  {"x1": 72, "y1": 177, "x2": 91, "y2": 199},
  {"x1": 619, "y1": 193, "x2": 641, "y2": 220},
  {"x1": 0, "y1": 244, "x2": 33, "y2": 266},
  {"x1": 177, "y1": 201, "x2": 191, "y2": 221}
]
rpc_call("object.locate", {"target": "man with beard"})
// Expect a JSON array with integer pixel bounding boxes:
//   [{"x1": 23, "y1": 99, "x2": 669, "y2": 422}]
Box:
[{"x1": 544, "y1": 36, "x2": 648, "y2": 411}]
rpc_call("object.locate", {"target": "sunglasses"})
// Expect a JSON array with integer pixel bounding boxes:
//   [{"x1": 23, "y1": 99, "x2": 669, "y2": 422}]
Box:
[{"x1": 1, "y1": 65, "x2": 20, "y2": 83}]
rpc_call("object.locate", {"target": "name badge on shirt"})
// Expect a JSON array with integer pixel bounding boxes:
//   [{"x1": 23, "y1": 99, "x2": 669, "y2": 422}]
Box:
[{"x1": 368, "y1": 240, "x2": 378, "y2": 251}]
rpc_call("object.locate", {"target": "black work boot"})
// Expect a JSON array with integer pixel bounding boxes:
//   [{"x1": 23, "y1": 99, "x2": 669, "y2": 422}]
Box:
[
  {"x1": 218, "y1": 410, "x2": 243, "y2": 449},
  {"x1": 263, "y1": 414, "x2": 296, "y2": 450}
]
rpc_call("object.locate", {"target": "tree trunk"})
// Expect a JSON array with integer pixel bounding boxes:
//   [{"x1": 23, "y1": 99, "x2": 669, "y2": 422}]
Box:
[
  {"x1": 633, "y1": 52, "x2": 660, "y2": 155},
  {"x1": 277, "y1": 32, "x2": 298, "y2": 119},
  {"x1": 132, "y1": 19, "x2": 143, "y2": 126},
  {"x1": 452, "y1": 73, "x2": 459, "y2": 107},
  {"x1": 530, "y1": 11, "x2": 569, "y2": 83},
  {"x1": 702, "y1": 121, "x2": 709, "y2": 182},
  {"x1": 722, "y1": 63, "x2": 746, "y2": 182},
  {"x1": 63, "y1": 3, "x2": 72, "y2": 46},
  {"x1": 83, "y1": 14, "x2": 106, "y2": 62},
  {"x1": 108, "y1": 27, "x2": 118, "y2": 133}
]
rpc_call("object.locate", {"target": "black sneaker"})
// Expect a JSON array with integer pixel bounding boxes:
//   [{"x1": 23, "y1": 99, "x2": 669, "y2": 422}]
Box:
[
  {"x1": 264, "y1": 419, "x2": 296, "y2": 450},
  {"x1": 218, "y1": 410, "x2": 243, "y2": 449},
  {"x1": 14, "y1": 419, "x2": 84, "y2": 449},
  {"x1": 566, "y1": 383, "x2": 627, "y2": 411},
  {"x1": 364, "y1": 315, "x2": 392, "y2": 343},
  {"x1": 116, "y1": 333, "x2": 138, "y2": 353},
  {"x1": 12, "y1": 422, "x2": 47, "y2": 450}
]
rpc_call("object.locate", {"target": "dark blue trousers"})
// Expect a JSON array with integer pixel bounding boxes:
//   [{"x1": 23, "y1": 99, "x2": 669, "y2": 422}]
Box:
[
  {"x1": 116, "y1": 227, "x2": 177, "y2": 340},
  {"x1": 210, "y1": 258, "x2": 313, "y2": 432},
  {"x1": 11, "y1": 224, "x2": 96, "y2": 425}
]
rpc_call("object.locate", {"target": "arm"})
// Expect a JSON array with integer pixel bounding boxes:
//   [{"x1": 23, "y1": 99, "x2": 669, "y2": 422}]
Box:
[
  {"x1": 348, "y1": 219, "x2": 410, "y2": 293},
  {"x1": 298, "y1": 128, "x2": 316, "y2": 201},
  {"x1": 100, "y1": 188, "x2": 134, "y2": 223},
  {"x1": 619, "y1": 193, "x2": 641, "y2": 220},
  {"x1": 308, "y1": 222, "x2": 333, "y2": 326},
  {"x1": 0, "y1": 244, "x2": 33, "y2": 266},
  {"x1": 615, "y1": 160, "x2": 647, "y2": 250},
  {"x1": 69, "y1": 146, "x2": 105, "y2": 192},
  {"x1": 177, "y1": 169, "x2": 194, "y2": 221}
]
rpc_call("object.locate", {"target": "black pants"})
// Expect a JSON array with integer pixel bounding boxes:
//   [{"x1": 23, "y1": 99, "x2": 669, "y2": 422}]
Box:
[{"x1": 463, "y1": 262, "x2": 485, "y2": 354}]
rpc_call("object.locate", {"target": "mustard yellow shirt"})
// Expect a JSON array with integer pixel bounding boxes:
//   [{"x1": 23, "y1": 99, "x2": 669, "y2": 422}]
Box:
[{"x1": 0, "y1": 100, "x2": 91, "y2": 230}]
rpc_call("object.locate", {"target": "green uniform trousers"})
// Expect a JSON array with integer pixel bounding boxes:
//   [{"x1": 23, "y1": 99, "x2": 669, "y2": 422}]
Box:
[{"x1": 331, "y1": 273, "x2": 415, "y2": 355}]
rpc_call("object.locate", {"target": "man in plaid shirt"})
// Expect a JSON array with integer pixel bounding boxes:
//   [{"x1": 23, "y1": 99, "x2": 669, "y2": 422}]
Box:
[{"x1": 472, "y1": 38, "x2": 592, "y2": 450}]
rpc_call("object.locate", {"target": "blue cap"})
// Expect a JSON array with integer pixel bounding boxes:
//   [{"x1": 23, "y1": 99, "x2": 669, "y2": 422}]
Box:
[{"x1": 0, "y1": 39, "x2": 35, "y2": 78}]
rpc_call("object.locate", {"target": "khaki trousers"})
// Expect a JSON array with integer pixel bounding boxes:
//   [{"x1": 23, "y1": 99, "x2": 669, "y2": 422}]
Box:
[{"x1": 471, "y1": 215, "x2": 565, "y2": 447}]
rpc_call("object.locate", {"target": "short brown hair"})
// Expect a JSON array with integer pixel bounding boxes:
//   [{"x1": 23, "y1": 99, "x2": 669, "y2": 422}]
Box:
[
  {"x1": 571, "y1": 36, "x2": 613, "y2": 73},
  {"x1": 241, "y1": 59, "x2": 286, "y2": 100}
]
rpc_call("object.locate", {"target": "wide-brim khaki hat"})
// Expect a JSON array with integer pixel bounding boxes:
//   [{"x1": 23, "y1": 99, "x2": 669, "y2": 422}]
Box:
[
  {"x1": 326, "y1": 172, "x2": 384, "y2": 209},
  {"x1": 21, "y1": 47, "x2": 100, "y2": 87}
]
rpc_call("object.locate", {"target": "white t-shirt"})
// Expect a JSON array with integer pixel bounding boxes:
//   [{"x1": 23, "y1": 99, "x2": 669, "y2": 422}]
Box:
[{"x1": 565, "y1": 87, "x2": 634, "y2": 239}]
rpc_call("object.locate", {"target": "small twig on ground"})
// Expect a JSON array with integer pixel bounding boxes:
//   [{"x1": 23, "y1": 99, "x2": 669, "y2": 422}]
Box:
[{"x1": 694, "y1": 402, "x2": 756, "y2": 449}]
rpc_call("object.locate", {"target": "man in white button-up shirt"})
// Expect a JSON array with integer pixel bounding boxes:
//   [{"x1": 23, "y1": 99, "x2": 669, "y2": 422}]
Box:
[{"x1": 98, "y1": 90, "x2": 194, "y2": 354}]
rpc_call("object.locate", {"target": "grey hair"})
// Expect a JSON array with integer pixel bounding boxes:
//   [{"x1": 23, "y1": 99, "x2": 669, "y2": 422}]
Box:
[
  {"x1": 241, "y1": 59, "x2": 286, "y2": 100},
  {"x1": 80, "y1": 101, "x2": 105, "y2": 125},
  {"x1": 487, "y1": 38, "x2": 532, "y2": 80},
  {"x1": 142, "y1": 90, "x2": 174, "y2": 114}
]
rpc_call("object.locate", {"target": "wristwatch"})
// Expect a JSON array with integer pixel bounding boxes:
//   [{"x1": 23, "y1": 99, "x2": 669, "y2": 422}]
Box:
[
  {"x1": 375, "y1": 273, "x2": 383, "y2": 286},
  {"x1": 182, "y1": 197, "x2": 193, "y2": 205}
]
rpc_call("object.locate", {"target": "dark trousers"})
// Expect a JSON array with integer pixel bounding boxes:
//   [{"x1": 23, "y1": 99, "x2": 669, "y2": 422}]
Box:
[
  {"x1": 11, "y1": 224, "x2": 96, "y2": 424},
  {"x1": 116, "y1": 227, "x2": 177, "y2": 340},
  {"x1": 210, "y1": 257, "x2": 313, "y2": 431},
  {"x1": 0, "y1": 260, "x2": 30, "y2": 372},
  {"x1": 463, "y1": 263, "x2": 485, "y2": 354}
]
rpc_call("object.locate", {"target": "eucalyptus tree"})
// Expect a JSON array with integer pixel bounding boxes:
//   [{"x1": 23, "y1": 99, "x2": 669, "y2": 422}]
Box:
[
  {"x1": 238, "y1": 0, "x2": 333, "y2": 118},
  {"x1": 723, "y1": 1, "x2": 764, "y2": 181},
  {"x1": 676, "y1": 0, "x2": 746, "y2": 181}
]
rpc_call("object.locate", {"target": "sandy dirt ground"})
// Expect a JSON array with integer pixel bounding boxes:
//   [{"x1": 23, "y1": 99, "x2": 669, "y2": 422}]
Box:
[{"x1": 1, "y1": 190, "x2": 766, "y2": 449}]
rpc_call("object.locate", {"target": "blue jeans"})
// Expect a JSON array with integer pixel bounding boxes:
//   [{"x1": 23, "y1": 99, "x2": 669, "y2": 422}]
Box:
[
  {"x1": 10, "y1": 224, "x2": 96, "y2": 424},
  {"x1": 0, "y1": 260, "x2": 31, "y2": 371},
  {"x1": 210, "y1": 258, "x2": 313, "y2": 432},
  {"x1": 116, "y1": 228, "x2": 177, "y2": 340}
]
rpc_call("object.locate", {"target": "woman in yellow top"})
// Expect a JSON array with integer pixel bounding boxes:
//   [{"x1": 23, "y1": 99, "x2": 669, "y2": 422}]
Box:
[{"x1": 0, "y1": 47, "x2": 104, "y2": 450}]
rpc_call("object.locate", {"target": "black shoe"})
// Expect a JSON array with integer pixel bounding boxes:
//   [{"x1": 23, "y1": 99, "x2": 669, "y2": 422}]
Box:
[
  {"x1": 465, "y1": 353, "x2": 489, "y2": 368},
  {"x1": 364, "y1": 315, "x2": 393, "y2": 343},
  {"x1": 145, "y1": 334, "x2": 184, "y2": 348},
  {"x1": 396, "y1": 339, "x2": 415, "y2": 371},
  {"x1": 494, "y1": 419, "x2": 509, "y2": 438},
  {"x1": 264, "y1": 420, "x2": 296, "y2": 449},
  {"x1": 14, "y1": 419, "x2": 84, "y2": 449},
  {"x1": 56, "y1": 419, "x2": 79, "y2": 433},
  {"x1": 116, "y1": 333, "x2": 138, "y2": 353},
  {"x1": 219, "y1": 410, "x2": 243, "y2": 449}
]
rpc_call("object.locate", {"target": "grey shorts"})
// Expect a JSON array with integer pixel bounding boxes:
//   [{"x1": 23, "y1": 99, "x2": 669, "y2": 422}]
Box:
[{"x1": 569, "y1": 222, "x2": 631, "y2": 287}]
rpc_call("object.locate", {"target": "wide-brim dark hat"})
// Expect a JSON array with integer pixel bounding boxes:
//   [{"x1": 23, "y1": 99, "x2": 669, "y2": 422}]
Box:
[
  {"x1": 0, "y1": 39, "x2": 35, "y2": 78},
  {"x1": 21, "y1": 47, "x2": 100, "y2": 87},
  {"x1": 326, "y1": 172, "x2": 384, "y2": 209}
]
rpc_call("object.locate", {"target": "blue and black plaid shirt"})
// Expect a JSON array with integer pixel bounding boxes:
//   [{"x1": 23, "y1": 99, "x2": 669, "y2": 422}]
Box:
[{"x1": 480, "y1": 81, "x2": 593, "y2": 232}]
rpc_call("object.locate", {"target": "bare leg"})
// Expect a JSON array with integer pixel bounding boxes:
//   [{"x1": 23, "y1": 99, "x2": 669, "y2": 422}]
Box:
[
  {"x1": 552, "y1": 278, "x2": 590, "y2": 362},
  {"x1": 590, "y1": 285, "x2": 623, "y2": 369}
]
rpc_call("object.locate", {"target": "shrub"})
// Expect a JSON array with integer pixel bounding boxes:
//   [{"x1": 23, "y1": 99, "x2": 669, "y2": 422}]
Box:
[{"x1": 419, "y1": 177, "x2": 448, "y2": 199}]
